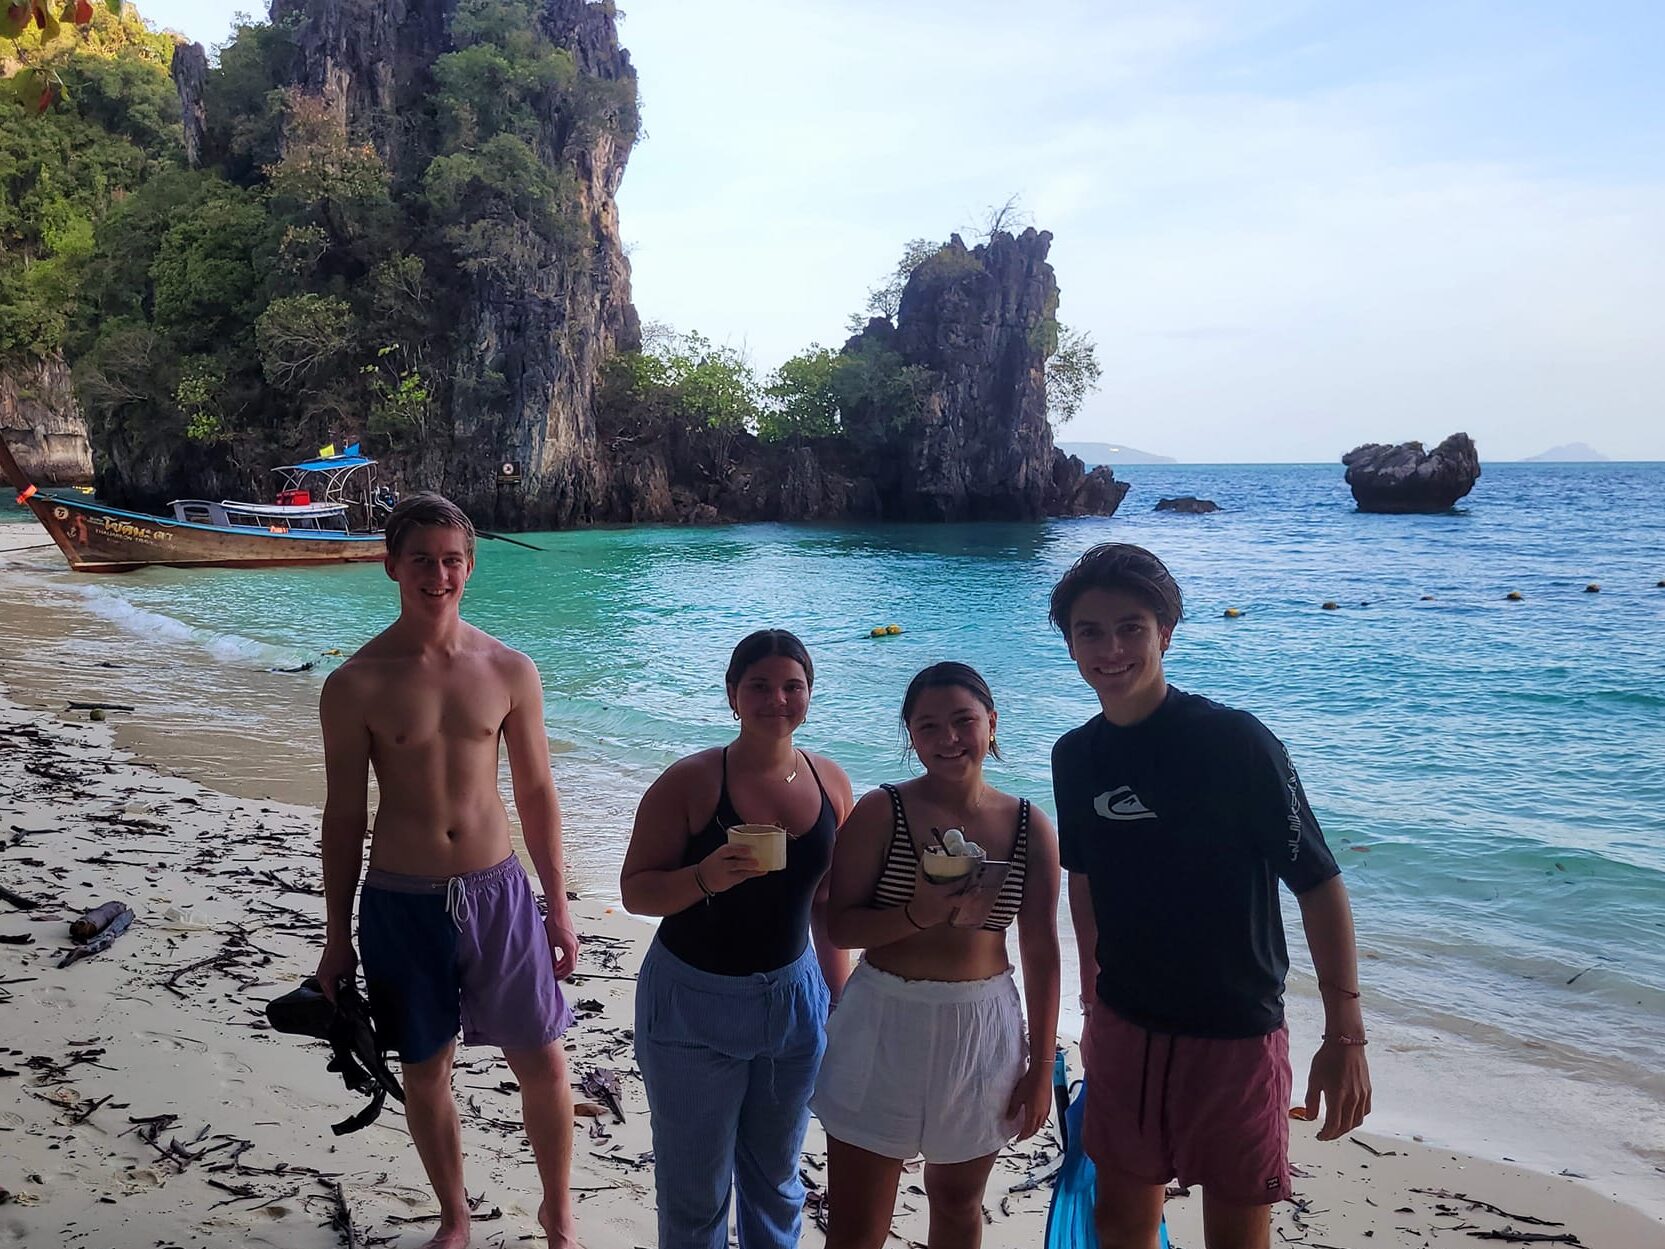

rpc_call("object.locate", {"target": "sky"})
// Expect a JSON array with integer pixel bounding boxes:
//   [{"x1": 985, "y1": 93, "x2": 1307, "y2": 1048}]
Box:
[{"x1": 146, "y1": 1, "x2": 1665, "y2": 462}]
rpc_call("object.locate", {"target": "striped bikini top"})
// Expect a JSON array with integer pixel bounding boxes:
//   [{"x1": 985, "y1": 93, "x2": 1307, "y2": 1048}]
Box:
[{"x1": 869, "y1": 783, "x2": 1029, "y2": 932}]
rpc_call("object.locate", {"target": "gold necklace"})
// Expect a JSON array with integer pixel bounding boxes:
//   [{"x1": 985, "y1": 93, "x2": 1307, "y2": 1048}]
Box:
[{"x1": 784, "y1": 750, "x2": 800, "y2": 784}]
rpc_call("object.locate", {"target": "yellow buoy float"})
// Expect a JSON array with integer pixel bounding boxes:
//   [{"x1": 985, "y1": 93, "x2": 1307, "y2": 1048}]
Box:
[
  {"x1": 1505, "y1": 590, "x2": 1524, "y2": 601},
  {"x1": 1584, "y1": 583, "x2": 1600, "y2": 593},
  {"x1": 1223, "y1": 608, "x2": 1243, "y2": 618},
  {"x1": 870, "y1": 626, "x2": 885, "y2": 638},
  {"x1": 885, "y1": 624, "x2": 902, "y2": 635}
]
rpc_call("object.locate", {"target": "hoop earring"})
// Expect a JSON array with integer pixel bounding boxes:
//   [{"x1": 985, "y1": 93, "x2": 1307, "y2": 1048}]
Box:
[
  {"x1": 732, "y1": 710, "x2": 740, "y2": 721},
  {"x1": 989, "y1": 735, "x2": 999, "y2": 755}
]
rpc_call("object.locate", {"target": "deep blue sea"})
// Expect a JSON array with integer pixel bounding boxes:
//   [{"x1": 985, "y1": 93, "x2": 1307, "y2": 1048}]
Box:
[{"x1": 5, "y1": 462, "x2": 1663, "y2": 1175}]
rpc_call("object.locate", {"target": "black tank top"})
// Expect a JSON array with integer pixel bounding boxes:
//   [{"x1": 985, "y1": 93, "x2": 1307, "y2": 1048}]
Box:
[{"x1": 656, "y1": 748, "x2": 838, "y2": 976}]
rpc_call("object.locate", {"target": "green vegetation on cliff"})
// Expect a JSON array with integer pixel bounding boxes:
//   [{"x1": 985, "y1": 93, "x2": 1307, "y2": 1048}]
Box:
[
  {"x1": 0, "y1": 5, "x2": 177, "y2": 360},
  {"x1": 5, "y1": 0, "x2": 637, "y2": 494}
]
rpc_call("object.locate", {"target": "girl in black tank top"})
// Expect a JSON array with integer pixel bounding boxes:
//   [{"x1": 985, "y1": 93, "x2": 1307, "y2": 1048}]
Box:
[
  {"x1": 621, "y1": 629, "x2": 854, "y2": 1249},
  {"x1": 657, "y1": 745, "x2": 837, "y2": 974}
]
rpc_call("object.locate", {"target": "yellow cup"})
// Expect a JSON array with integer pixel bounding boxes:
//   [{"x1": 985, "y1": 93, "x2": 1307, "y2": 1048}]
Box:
[{"x1": 727, "y1": 824, "x2": 788, "y2": 872}]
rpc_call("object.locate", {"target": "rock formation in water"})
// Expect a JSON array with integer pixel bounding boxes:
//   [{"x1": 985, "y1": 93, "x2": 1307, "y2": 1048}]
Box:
[
  {"x1": 0, "y1": 356, "x2": 94, "y2": 486},
  {"x1": 856, "y1": 229, "x2": 1124, "y2": 521},
  {"x1": 84, "y1": 4, "x2": 1116, "y2": 530},
  {"x1": 1155, "y1": 496, "x2": 1218, "y2": 514},
  {"x1": 1342, "y1": 433, "x2": 1481, "y2": 512},
  {"x1": 596, "y1": 230, "x2": 1127, "y2": 523}
]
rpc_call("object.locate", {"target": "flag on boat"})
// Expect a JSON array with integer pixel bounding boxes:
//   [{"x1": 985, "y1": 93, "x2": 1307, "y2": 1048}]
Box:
[{"x1": 318, "y1": 443, "x2": 337, "y2": 459}]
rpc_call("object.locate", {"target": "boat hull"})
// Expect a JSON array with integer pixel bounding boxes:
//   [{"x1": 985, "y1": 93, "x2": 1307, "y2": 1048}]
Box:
[{"x1": 19, "y1": 491, "x2": 386, "y2": 572}]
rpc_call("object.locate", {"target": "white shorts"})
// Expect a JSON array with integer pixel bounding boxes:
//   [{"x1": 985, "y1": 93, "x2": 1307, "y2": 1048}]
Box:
[{"x1": 811, "y1": 960, "x2": 1027, "y2": 1164}]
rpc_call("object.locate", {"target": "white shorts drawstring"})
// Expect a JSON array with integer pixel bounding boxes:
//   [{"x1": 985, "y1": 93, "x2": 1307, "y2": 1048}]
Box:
[{"x1": 445, "y1": 875, "x2": 473, "y2": 931}]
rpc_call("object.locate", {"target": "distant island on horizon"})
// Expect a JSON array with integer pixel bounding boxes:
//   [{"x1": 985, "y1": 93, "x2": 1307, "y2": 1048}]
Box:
[
  {"x1": 1058, "y1": 440, "x2": 1177, "y2": 466},
  {"x1": 1519, "y1": 442, "x2": 1610, "y2": 462}
]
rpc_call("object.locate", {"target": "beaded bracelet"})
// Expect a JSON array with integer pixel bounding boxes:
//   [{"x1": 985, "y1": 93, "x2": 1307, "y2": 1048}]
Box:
[{"x1": 1322, "y1": 1033, "x2": 1369, "y2": 1047}]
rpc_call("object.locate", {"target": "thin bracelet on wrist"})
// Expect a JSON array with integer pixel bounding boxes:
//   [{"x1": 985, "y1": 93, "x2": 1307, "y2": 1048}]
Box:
[
  {"x1": 904, "y1": 902, "x2": 927, "y2": 930},
  {"x1": 692, "y1": 862, "x2": 715, "y2": 900},
  {"x1": 1322, "y1": 1032, "x2": 1368, "y2": 1046}
]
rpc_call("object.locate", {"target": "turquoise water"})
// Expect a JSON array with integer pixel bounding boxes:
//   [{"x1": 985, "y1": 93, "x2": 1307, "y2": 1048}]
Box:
[{"x1": 6, "y1": 463, "x2": 1665, "y2": 1097}]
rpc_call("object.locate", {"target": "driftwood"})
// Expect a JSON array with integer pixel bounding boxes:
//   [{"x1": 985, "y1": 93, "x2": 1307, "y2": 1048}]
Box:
[
  {"x1": 1466, "y1": 1233, "x2": 1581, "y2": 1245},
  {"x1": 59, "y1": 906, "x2": 134, "y2": 967},
  {"x1": 323, "y1": 1177, "x2": 359, "y2": 1249},
  {"x1": 1411, "y1": 1189, "x2": 1564, "y2": 1227},
  {"x1": 70, "y1": 900, "x2": 131, "y2": 940},
  {"x1": 0, "y1": 883, "x2": 40, "y2": 910},
  {"x1": 65, "y1": 702, "x2": 135, "y2": 712}
]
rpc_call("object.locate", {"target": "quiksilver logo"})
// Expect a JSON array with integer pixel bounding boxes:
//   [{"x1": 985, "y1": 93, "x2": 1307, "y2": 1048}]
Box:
[{"x1": 1094, "y1": 786, "x2": 1156, "y2": 821}]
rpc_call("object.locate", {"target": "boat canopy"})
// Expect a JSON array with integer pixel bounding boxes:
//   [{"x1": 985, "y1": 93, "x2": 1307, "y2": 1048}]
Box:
[
  {"x1": 276, "y1": 454, "x2": 375, "y2": 474},
  {"x1": 219, "y1": 500, "x2": 350, "y2": 518}
]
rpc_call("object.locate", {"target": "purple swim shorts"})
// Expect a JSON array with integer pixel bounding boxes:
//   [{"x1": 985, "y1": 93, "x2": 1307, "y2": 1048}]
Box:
[{"x1": 359, "y1": 855, "x2": 574, "y2": 1064}]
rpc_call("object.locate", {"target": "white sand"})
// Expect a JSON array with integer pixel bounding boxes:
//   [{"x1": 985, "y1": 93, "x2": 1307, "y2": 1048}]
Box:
[{"x1": 3, "y1": 693, "x2": 1661, "y2": 1249}]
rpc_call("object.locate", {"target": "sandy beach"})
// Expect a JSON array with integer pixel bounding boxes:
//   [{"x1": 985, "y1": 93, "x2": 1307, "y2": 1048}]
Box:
[{"x1": 3, "y1": 525, "x2": 1663, "y2": 1249}]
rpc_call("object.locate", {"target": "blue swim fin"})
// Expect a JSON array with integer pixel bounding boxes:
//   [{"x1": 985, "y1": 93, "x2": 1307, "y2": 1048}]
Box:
[{"x1": 1045, "y1": 1053, "x2": 1170, "y2": 1249}]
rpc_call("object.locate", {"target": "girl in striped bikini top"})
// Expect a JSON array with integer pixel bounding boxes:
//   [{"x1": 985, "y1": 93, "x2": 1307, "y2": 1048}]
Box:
[
  {"x1": 868, "y1": 781, "x2": 1029, "y2": 931},
  {"x1": 818, "y1": 662, "x2": 1064, "y2": 1233}
]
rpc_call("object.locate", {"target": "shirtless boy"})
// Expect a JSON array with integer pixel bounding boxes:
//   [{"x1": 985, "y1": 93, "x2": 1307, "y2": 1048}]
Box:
[
  {"x1": 316, "y1": 493, "x2": 581, "y2": 1249},
  {"x1": 1050, "y1": 543, "x2": 1371, "y2": 1249}
]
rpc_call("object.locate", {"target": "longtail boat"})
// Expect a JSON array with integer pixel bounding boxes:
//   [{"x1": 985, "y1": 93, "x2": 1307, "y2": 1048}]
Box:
[{"x1": 0, "y1": 433, "x2": 388, "y2": 573}]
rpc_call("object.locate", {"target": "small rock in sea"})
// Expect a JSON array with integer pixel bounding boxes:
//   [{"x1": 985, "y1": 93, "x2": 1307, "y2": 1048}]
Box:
[
  {"x1": 1321, "y1": 601, "x2": 1340, "y2": 611},
  {"x1": 1420, "y1": 595, "x2": 1435, "y2": 601},
  {"x1": 1154, "y1": 496, "x2": 1220, "y2": 514},
  {"x1": 1584, "y1": 583, "x2": 1600, "y2": 593}
]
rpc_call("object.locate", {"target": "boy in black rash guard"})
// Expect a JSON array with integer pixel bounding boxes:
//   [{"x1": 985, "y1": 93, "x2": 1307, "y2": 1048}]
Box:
[{"x1": 1049, "y1": 543, "x2": 1371, "y2": 1249}]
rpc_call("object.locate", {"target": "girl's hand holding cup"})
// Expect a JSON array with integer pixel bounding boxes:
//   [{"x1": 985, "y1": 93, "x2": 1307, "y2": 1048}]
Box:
[{"x1": 699, "y1": 843, "x2": 770, "y2": 893}]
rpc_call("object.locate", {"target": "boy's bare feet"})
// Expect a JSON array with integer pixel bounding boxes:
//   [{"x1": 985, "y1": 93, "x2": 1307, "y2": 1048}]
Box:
[
  {"x1": 419, "y1": 1218, "x2": 470, "y2": 1249},
  {"x1": 539, "y1": 1200, "x2": 580, "y2": 1247}
]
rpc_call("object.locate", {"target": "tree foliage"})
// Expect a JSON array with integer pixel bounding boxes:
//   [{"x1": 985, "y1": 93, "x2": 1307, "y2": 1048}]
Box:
[
  {"x1": 1043, "y1": 322, "x2": 1102, "y2": 423},
  {"x1": 5, "y1": 0, "x2": 640, "y2": 479},
  {"x1": 0, "y1": 3, "x2": 178, "y2": 360},
  {"x1": 606, "y1": 330, "x2": 761, "y2": 431},
  {"x1": 858, "y1": 237, "x2": 942, "y2": 325}
]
